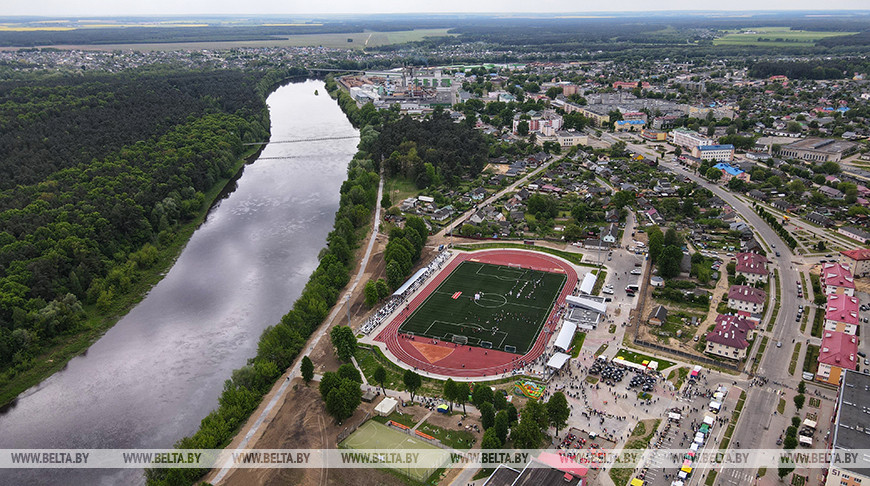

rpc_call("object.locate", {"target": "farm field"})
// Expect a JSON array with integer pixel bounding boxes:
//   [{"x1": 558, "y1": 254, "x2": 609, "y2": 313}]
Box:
[{"x1": 713, "y1": 27, "x2": 856, "y2": 46}]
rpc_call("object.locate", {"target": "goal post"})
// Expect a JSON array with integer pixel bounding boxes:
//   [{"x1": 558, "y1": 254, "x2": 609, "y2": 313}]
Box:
[{"x1": 451, "y1": 334, "x2": 468, "y2": 345}]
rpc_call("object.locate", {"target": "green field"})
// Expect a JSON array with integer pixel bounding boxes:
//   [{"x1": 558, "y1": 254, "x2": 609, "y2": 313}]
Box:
[
  {"x1": 399, "y1": 261, "x2": 566, "y2": 354},
  {"x1": 340, "y1": 420, "x2": 448, "y2": 482},
  {"x1": 713, "y1": 27, "x2": 856, "y2": 47}
]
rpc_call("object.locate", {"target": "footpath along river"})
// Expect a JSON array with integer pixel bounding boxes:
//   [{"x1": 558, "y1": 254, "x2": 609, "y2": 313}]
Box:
[{"x1": 0, "y1": 79, "x2": 359, "y2": 485}]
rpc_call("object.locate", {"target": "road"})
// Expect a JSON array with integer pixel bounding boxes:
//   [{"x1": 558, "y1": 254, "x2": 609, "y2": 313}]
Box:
[{"x1": 598, "y1": 132, "x2": 822, "y2": 484}]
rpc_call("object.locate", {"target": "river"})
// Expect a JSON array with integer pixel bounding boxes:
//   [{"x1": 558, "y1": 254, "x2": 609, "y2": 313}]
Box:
[{"x1": 0, "y1": 79, "x2": 359, "y2": 485}]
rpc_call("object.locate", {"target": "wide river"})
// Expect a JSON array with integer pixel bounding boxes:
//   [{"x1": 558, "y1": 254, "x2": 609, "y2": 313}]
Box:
[{"x1": 0, "y1": 79, "x2": 359, "y2": 485}]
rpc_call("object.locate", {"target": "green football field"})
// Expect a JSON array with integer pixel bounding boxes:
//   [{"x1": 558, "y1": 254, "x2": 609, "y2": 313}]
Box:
[
  {"x1": 340, "y1": 421, "x2": 448, "y2": 482},
  {"x1": 398, "y1": 261, "x2": 567, "y2": 354}
]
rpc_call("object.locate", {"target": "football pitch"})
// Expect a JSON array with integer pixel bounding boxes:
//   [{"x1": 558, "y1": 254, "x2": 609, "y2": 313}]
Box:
[
  {"x1": 340, "y1": 421, "x2": 449, "y2": 482},
  {"x1": 398, "y1": 261, "x2": 567, "y2": 355}
]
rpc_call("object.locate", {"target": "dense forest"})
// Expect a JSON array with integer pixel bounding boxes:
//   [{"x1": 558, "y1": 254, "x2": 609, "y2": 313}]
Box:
[
  {"x1": 0, "y1": 68, "x2": 283, "y2": 398},
  {"x1": 748, "y1": 58, "x2": 870, "y2": 79},
  {"x1": 372, "y1": 110, "x2": 489, "y2": 188},
  {"x1": 0, "y1": 70, "x2": 267, "y2": 190}
]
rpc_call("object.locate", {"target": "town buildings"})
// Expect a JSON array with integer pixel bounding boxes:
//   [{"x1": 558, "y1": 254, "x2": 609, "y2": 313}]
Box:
[
  {"x1": 727, "y1": 285, "x2": 767, "y2": 314},
  {"x1": 734, "y1": 252, "x2": 768, "y2": 284},
  {"x1": 840, "y1": 249, "x2": 870, "y2": 277}
]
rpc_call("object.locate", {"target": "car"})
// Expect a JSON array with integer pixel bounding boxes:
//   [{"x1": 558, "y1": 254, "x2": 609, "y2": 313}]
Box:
[
  {"x1": 776, "y1": 341, "x2": 782, "y2": 348},
  {"x1": 607, "y1": 256, "x2": 612, "y2": 261},
  {"x1": 634, "y1": 262, "x2": 642, "y2": 267},
  {"x1": 602, "y1": 287, "x2": 614, "y2": 295},
  {"x1": 776, "y1": 438, "x2": 783, "y2": 446},
  {"x1": 795, "y1": 316, "x2": 801, "y2": 322},
  {"x1": 775, "y1": 251, "x2": 781, "y2": 257},
  {"x1": 865, "y1": 359, "x2": 869, "y2": 366},
  {"x1": 826, "y1": 254, "x2": 833, "y2": 258},
  {"x1": 820, "y1": 259, "x2": 827, "y2": 263},
  {"x1": 693, "y1": 336, "x2": 699, "y2": 342},
  {"x1": 772, "y1": 244, "x2": 776, "y2": 248},
  {"x1": 631, "y1": 268, "x2": 642, "y2": 275},
  {"x1": 859, "y1": 351, "x2": 866, "y2": 358}
]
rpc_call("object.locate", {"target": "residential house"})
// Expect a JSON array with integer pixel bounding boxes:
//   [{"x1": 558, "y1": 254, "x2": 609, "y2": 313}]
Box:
[
  {"x1": 824, "y1": 295, "x2": 860, "y2": 335},
  {"x1": 838, "y1": 227, "x2": 870, "y2": 244},
  {"x1": 806, "y1": 212, "x2": 834, "y2": 228},
  {"x1": 816, "y1": 332, "x2": 858, "y2": 385},
  {"x1": 605, "y1": 209, "x2": 619, "y2": 223},
  {"x1": 705, "y1": 314, "x2": 757, "y2": 360},
  {"x1": 692, "y1": 144, "x2": 735, "y2": 162},
  {"x1": 601, "y1": 223, "x2": 619, "y2": 244},
  {"x1": 821, "y1": 263, "x2": 856, "y2": 296},
  {"x1": 727, "y1": 285, "x2": 767, "y2": 314},
  {"x1": 735, "y1": 252, "x2": 768, "y2": 284},
  {"x1": 470, "y1": 187, "x2": 488, "y2": 201},
  {"x1": 839, "y1": 248, "x2": 870, "y2": 277},
  {"x1": 771, "y1": 200, "x2": 792, "y2": 212},
  {"x1": 648, "y1": 305, "x2": 668, "y2": 327},
  {"x1": 818, "y1": 185, "x2": 845, "y2": 200},
  {"x1": 747, "y1": 189, "x2": 767, "y2": 201}
]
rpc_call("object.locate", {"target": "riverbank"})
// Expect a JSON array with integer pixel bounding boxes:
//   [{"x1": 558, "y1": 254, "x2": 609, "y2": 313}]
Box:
[{"x1": 0, "y1": 144, "x2": 264, "y2": 409}]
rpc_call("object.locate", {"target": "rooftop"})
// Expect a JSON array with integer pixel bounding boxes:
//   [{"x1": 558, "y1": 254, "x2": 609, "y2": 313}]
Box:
[
  {"x1": 841, "y1": 248, "x2": 870, "y2": 262},
  {"x1": 831, "y1": 371, "x2": 870, "y2": 477},
  {"x1": 782, "y1": 137, "x2": 856, "y2": 154},
  {"x1": 706, "y1": 314, "x2": 757, "y2": 350},
  {"x1": 713, "y1": 163, "x2": 743, "y2": 176},
  {"x1": 825, "y1": 295, "x2": 860, "y2": 325},
  {"x1": 819, "y1": 332, "x2": 859, "y2": 368},
  {"x1": 727, "y1": 285, "x2": 767, "y2": 305},
  {"x1": 822, "y1": 263, "x2": 855, "y2": 290},
  {"x1": 735, "y1": 252, "x2": 768, "y2": 275}
]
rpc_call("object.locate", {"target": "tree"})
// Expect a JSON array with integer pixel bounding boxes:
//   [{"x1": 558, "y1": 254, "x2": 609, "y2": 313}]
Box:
[
  {"x1": 473, "y1": 384, "x2": 494, "y2": 408},
  {"x1": 364, "y1": 280, "x2": 378, "y2": 307},
  {"x1": 659, "y1": 245, "x2": 684, "y2": 279},
  {"x1": 494, "y1": 410, "x2": 509, "y2": 443},
  {"x1": 338, "y1": 363, "x2": 362, "y2": 383},
  {"x1": 563, "y1": 224, "x2": 583, "y2": 242},
  {"x1": 330, "y1": 325, "x2": 357, "y2": 362},
  {"x1": 480, "y1": 402, "x2": 496, "y2": 430},
  {"x1": 455, "y1": 382, "x2": 470, "y2": 414},
  {"x1": 444, "y1": 378, "x2": 457, "y2": 412},
  {"x1": 373, "y1": 365, "x2": 387, "y2": 396},
  {"x1": 793, "y1": 394, "x2": 805, "y2": 410},
  {"x1": 375, "y1": 279, "x2": 390, "y2": 300},
  {"x1": 706, "y1": 167, "x2": 722, "y2": 181},
  {"x1": 516, "y1": 120, "x2": 529, "y2": 136},
  {"x1": 403, "y1": 369, "x2": 422, "y2": 402},
  {"x1": 547, "y1": 392, "x2": 570, "y2": 436},
  {"x1": 511, "y1": 417, "x2": 543, "y2": 449},
  {"x1": 797, "y1": 381, "x2": 806, "y2": 394},
  {"x1": 664, "y1": 227, "x2": 682, "y2": 248},
  {"x1": 481, "y1": 427, "x2": 503, "y2": 449},
  {"x1": 386, "y1": 260, "x2": 404, "y2": 290},
  {"x1": 301, "y1": 355, "x2": 314, "y2": 384},
  {"x1": 647, "y1": 226, "x2": 664, "y2": 265},
  {"x1": 506, "y1": 403, "x2": 518, "y2": 425},
  {"x1": 778, "y1": 460, "x2": 795, "y2": 480}
]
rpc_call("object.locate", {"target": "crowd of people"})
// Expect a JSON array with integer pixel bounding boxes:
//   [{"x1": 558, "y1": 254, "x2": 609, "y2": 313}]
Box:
[{"x1": 360, "y1": 250, "x2": 451, "y2": 335}]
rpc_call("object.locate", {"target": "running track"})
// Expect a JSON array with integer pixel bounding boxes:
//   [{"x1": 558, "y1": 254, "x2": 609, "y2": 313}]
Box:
[{"x1": 375, "y1": 249, "x2": 579, "y2": 378}]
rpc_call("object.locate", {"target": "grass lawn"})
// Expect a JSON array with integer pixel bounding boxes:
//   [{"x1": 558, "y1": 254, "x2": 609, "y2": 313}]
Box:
[
  {"x1": 594, "y1": 343, "x2": 608, "y2": 357},
  {"x1": 418, "y1": 421, "x2": 477, "y2": 450},
  {"x1": 789, "y1": 343, "x2": 802, "y2": 375},
  {"x1": 340, "y1": 420, "x2": 447, "y2": 483},
  {"x1": 778, "y1": 398, "x2": 786, "y2": 415},
  {"x1": 398, "y1": 260, "x2": 566, "y2": 354},
  {"x1": 751, "y1": 337, "x2": 769, "y2": 375},
  {"x1": 668, "y1": 367, "x2": 690, "y2": 391},
  {"x1": 613, "y1": 348, "x2": 676, "y2": 370},
  {"x1": 570, "y1": 332, "x2": 587, "y2": 358},
  {"x1": 803, "y1": 344, "x2": 820, "y2": 375},
  {"x1": 372, "y1": 411, "x2": 419, "y2": 428},
  {"x1": 811, "y1": 307, "x2": 824, "y2": 338}
]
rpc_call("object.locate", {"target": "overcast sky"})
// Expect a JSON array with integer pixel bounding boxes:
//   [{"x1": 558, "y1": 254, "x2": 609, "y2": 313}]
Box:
[{"x1": 4, "y1": 0, "x2": 869, "y2": 17}]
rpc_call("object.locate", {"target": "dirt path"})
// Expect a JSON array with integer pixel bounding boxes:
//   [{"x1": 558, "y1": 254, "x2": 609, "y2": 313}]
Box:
[{"x1": 692, "y1": 269, "x2": 730, "y2": 340}]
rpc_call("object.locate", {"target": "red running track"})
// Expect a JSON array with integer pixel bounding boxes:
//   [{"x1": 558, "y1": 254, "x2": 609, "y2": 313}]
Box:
[{"x1": 374, "y1": 249, "x2": 579, "y2": 378}]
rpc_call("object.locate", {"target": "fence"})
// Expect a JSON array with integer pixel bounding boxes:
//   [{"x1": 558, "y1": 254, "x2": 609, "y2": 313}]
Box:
[{"x1": 337, "y1": 412, "x2": 370, "y2": 443}]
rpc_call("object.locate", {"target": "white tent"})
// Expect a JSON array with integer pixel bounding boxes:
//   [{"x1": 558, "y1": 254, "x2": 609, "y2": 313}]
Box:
[
  {"x1": 703, "y1": 415, "x2": 715, "y2": 426},
  {"x1": 554, "y1": 322, "x2": 578, "y2": 351},
  {"x1": 647, "y1": 360, "x2": 659, "y2": 371},
  {"x1": 668, "y1": 412, "x2": 681, "y2": 421},
  {"x1": 689, "y1": 443, "x2": 699, "y2": 452},
  {"x1": 709, "y1": 400, "x2": 722, "y2": 412},
  {"x1": 375, "y1": 397, "x2": 398, "y2": 416},
  {"x1": 799, "y1": 436, "x2": 812, "y2": 446},
  {"x1": 547, "y1": 352, "x2": 571, "y2": 370},
  {"x1": 579, "y1": 273, "x2": 597, "y2": 295},
  {"x1": 803, "y1": 419, "x2": 817, "y2": 429},
  {"x1": 612, "y1": 357, "x2": 647, "y2": 372},
  {"x1": 694, "y1": 432, "x2": 705, "y2": 443}
]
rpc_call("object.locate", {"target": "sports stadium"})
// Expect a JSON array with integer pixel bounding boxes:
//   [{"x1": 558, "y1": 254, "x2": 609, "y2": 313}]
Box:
[{"x1": 374, "y1": 249, "x2": 578, "y2": 378}]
